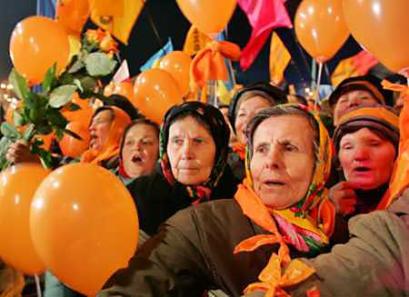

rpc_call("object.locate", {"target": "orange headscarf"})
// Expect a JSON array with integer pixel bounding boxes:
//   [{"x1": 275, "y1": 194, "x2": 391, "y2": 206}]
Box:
[{"x1": 81, "y1": 106, "x2": 131, "y2": 165}]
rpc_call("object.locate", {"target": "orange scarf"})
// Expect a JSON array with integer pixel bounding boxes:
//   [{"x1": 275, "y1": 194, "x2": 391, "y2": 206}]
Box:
[
  {"x1": 234, "y1": 179, "x2": 324, "y2": 297},
  {"x1": 379, "y1": 80, "x2": 409, "y2": 208},
  {"x1": 81, "y1": 106, "x2": 131, "y2": 165},
  {"x1": 231, "y1": 142, "x2": 246, "y2": 160}
]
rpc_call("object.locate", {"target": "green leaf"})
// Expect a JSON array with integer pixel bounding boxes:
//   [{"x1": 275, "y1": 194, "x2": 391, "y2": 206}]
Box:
[
  {"x1": 47, "y1": 108, "x2": 68, "y2": 128},
  {"x1": 31, "y1": 142, "x2": 53, "y2": 169},
  {"x1": 22, "y1": 124, "x2": 36, "y2": 142},
  {"x1": 55, "y1": 128, "x2": 64, "y2": 140},
  {"x1": 36, "y1": 125, "x2": 53, "y2": 135},
  {"x1": 8, "y1": 69, "x2": 29, "y2": 100},
  {"x1": 0, "y1": 137, "x2": 12, "y2": 171},
  {"x1": 13, "y1": 111, "x2": 24, "y2": 127},
  {"x1": 73, "y1": 78, "x2": 84, "y2": 93},
  {"x1": 49, "y1": 85, "x2": 77, "y2": 108},
  {"x1": 0, "y1": 122, "x2": 20, "y2": 140},
  {"x1": 42, "y1": 64, "x2": 57, "y2": 93},
  {"x1": 80, "y1": 77, "x2": 97, "y2": 91},
  {"x1": 85, "y1": 53, "x2": 117, "y2": 76},
  {"x1": 68, "y1": 59, "x2": 85, "y2": 74},
  {"x1": 68, "y1": 103, "x2": 81, "y2": 111},
  {"x1": 64, "y1": 128, "x2": 82, "y2": 140}
]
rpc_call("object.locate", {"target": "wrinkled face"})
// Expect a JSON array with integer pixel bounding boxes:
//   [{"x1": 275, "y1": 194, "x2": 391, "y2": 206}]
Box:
[
  {"x1": 235, "y1": 96, "x2": 273, "y2": 144},
  {"x1": 250, "y1": 115, "x2": 315, "y2": 209},
  {"x1": 167, "y1": 116, "x2": 216, "y2": 185},
  {"x1": 122, "y1": 124, "x2": 159, "y2": 178},
  {"x1": 89, "y1": 110, "x2": 113, "y2": 151},
  {"x1": 339, "y1": 128, "x2": 396, "y2": 190},
  {"x1": 333, "y1": 90, "x2": 379, "y2": 125}
]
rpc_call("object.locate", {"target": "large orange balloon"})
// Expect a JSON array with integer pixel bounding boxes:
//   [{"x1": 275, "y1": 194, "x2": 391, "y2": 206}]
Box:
[
  {"x1": 9, "y1": 16, "x2": 70, "y2": 84},
  {"x1": 176, "y1": 0, "x2": 237, "y2": 34},
  {"x1": 159, "y1": 51, "x2": 192, "y2": 96},
  {"x1": 0, "y1": 164, "x2": 49, "y2": 275},
  {"x1": 343, "y1": 0, "x2": 409, "y2": 75},
  {"x1": 59, "y1": 122, "x2": 90, "y2": 158},
  {"x1": 56, "y1": 0, "x2": 90, "y2": 36},
  {"x1": 295, "y1": 0, "x2": 349, "y2": 63},
  {"x1": 133, "y1": 69, "x2": 183, "y2": 123},
  {"x1": 30, "y1": 163, "x2": 138, "y2": 296}
]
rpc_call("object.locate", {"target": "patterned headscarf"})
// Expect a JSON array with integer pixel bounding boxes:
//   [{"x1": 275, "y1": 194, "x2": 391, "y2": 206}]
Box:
[
  {"x1": 234, "y1": 104, "x2": 335, "y2": 296},
  {"x1": 159, "y1": 102, "x2": 230, "y2": 204}
]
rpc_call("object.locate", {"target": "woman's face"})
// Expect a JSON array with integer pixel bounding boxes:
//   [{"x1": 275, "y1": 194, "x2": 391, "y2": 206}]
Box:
[
  {"x1": 122, "y1": 124, "x2": 159, "y2": 178},
  {"x1": 235, "y1": 96, "x2": 273, "y2": 144},
  {"x1": 339, "y1": 127, "x2": 396, "y2": 190},
  {"x1": 89, "y1": 110, "x2": 113, "y2": 151},
  {"x1": 333, "y1": 90, "x2": 378, "y2": 125},
  {"x1": 250, "y1": 115, "x2": 315, "y2": 209},
  {"x1": 167, "y1": 116, "x2": 216, "y2": 186}
]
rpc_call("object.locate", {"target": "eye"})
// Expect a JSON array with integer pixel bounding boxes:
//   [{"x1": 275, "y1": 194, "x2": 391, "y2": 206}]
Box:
[
  {"x1": 284, "y1": 143, "x2": 298, "y2": 152},
  {"x1": 237, "y1": 112, "x2": 246, "y2": 118},
  {"x1": 171, "y1": 138, "x2": 184, "y2": 145},
  {"x1": 369, "y1": 140, "x2": 381, "y2": 147},
  {"x1": 255, "y1": 144, "x2": 268, "y2": 154},
  {"x1": 341, "y1": 143, "x2": 353, "y2": 150},
  {"x1": 125, "y1": 140, "x2": 134, "y2": 146},
  {"x1": 193, "y1": 138, "x2": 205, "y2": 144},
  {"x1": 142, "y1": 138, "x2": 154, "y2": 146}
]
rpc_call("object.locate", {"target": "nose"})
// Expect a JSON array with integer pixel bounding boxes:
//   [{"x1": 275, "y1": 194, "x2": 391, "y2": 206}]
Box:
[
  {"x1": 352, "y1": 146, "x2": 370, "y2": 161},
  {"x1": 180, "y1": 139, "x2": 194, "y2": 159},
  {"x1": 265, "y1": 145, "x2": 283, "y2": 169},
  {"x1": 347, "y1": 96, "x2": 361, "y2": 108}
]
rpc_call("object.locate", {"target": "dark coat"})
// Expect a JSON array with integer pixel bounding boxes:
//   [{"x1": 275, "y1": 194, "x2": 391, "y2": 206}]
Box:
[
  {"x1": 99, "y1": 199, "x2": 312, "y2": 297},
  {"x1": 127, "y1": 164, "x2": 239, "y2": 236}
]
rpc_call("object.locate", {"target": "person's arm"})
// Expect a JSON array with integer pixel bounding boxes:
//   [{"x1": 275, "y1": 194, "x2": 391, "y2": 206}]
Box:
[
  {"x1": 98, "y1": 210, "x2": 212, "y2": 297},
  {"x1": 287, "y1": 209, "x2": 409, "y2": 297}
]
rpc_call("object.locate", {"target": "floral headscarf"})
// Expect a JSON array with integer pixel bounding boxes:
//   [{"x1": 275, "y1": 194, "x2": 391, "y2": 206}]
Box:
[
  {"x1": 234, "y1": 104, "x2": 335, "y2": 296},
  {"x1": 159, "y1": 102, "x2": 230, "y2": 204}
]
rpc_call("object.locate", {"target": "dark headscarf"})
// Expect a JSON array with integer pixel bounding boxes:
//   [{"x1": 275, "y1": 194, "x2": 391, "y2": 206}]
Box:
[
  {"x1": 228, "y1": 82, "x2": 288, "y2": 131},
  {"x1": 159, "y1": 101, "x2": 230, "y2": 202}
]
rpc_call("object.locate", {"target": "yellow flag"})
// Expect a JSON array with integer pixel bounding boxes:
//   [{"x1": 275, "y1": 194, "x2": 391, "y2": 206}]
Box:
[
  {"x1": 216, "y1": 81, "x2": 231, "y2": 105},
  {"x1": 183, "y1": 26, "x2": 212, "y2": 56},
  {"x1": 331, "y1": 57, "x2": 360, "y2": 87},
  {"x1": 269, "y1": 33, "x2": 291, "y2": 85},
  {"x1": 89, "y1": 0, "x2": 144, "y2": 45}
]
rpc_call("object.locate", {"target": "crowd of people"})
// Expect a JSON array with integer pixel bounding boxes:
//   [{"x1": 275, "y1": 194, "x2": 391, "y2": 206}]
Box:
[{"x1": 1, "y1": 74, "x2": 409, "y2": 297}]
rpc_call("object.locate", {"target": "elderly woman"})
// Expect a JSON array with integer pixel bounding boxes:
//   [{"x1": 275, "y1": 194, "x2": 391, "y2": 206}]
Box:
[
  {"x1": 329, "y1": 106, "x2": 399, "y2": 244},
  {"x1": 227, "y1": 82, "x2": 287, "y2": 180},
  {"x1": 116, "y1": 118, "x2": 160, "y2": 185},
  {"x1": 328, "y1": 75, "x2": 392, "y2": 126},
  {"x1": 99, "y1": 104, "x2": 335, "y2": 297},
  {"x1": 127, "y1": 101, "x2": 239, "y2": 236}
]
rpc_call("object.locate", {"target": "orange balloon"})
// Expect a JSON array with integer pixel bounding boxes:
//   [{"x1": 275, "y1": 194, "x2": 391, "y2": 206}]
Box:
[
  {"x1": 59, "y1": 122, "x2": 90, "y2": 158},
  {"x1": 159, "y1": 51, "x2": 192, "y2": 96},
  {"x1": 63, "y1": 93, "x2": 93, "y2": 127},
  {"x1": 295, "y1": 0, "x2": 349, "y2": 63},
  {"x1": 343, "y1": 0, "x2": 409, "y2": 75},
  {"x1": 176, "y1": 0, "x2": 237, "y2": 34},
  {"x1": 9, "y1": 16, "x2": 70, "y2": 84},
  {"x1": 104, "y1": 80, "x2": 135, "y2": 102},
  {"x1": 0, "y1": 164, "x2": 49, "y2": 275},
  {"x1": 30, "y1": 163, "x2": 138, "y2": 296},
  {"x1": 56, "y1": 0, "x2": 90, "y2": 36},
  {"x1": 133, "y1": 69, "x2": 183, "y2": 123}
]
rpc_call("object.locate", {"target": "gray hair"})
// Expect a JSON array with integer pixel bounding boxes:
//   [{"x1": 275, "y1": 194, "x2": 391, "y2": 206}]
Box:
[{"x1": 246, "y1": 105, "x2": 320, "y2": 161}]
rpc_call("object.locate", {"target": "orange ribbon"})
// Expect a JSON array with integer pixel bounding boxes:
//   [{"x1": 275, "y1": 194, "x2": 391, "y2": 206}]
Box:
[
  {"x1": 234, "y1": 179, "x2": 318, "y2": 297},
  {"x1": 190, "y1": 40, "x2": 241, "y2": 89},
  {"x1": 231, "y1": 142, "x2": 246, "y2": 160}
]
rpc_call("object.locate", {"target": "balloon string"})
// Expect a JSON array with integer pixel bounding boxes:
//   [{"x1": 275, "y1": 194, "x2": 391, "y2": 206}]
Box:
[
  {"x1": 315, "y1": 62, "x2": 324, "y2": 109},
  {"x1": 34, "y1": 274, "x2": 42, "y2": 297}
]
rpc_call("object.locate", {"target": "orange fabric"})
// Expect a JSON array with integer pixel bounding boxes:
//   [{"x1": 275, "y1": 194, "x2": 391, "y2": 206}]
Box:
[
  {"x1": 233, "y1": 179, "x2": 318, "y2": 296},
  {"x1": 380, "y1": 80, "x2": 409, "y2": 207},
  {"x1": 81, "y1": 107, "x2": 131, "y2": 165},
  {"x1": 190, "y1": 40, "x2": 241, "y2": 88},
  {"x1": 231, "y1": 142, "x2": 246, "y2": 160}
]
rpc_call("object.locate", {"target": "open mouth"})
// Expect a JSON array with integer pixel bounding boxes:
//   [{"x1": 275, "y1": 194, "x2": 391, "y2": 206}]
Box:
[
  {"x1": 354, "y1": 166, "x2": 371, "y2": 172},
  {"x1": 264, "y1": 180, "x2": 285, "y2": 186},
  {"x1": 132, "y1": 155, "x2": 143, "y2": 164}
]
